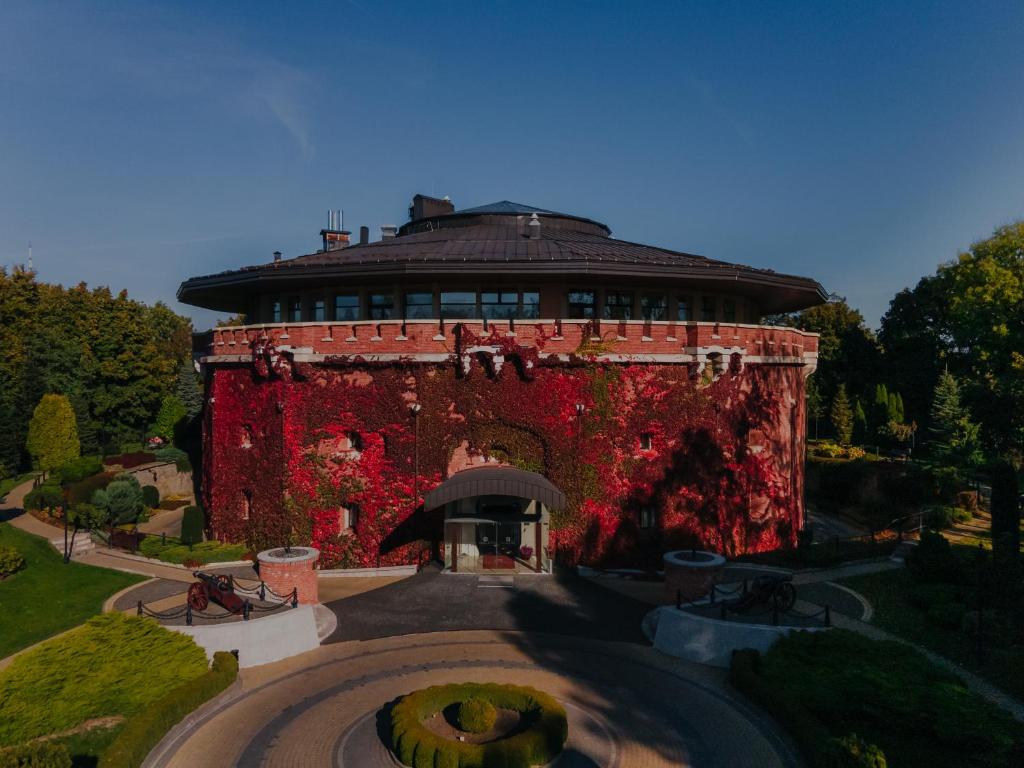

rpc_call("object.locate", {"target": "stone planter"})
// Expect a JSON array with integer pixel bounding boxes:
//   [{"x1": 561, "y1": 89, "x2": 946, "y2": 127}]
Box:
[
  {"x1": 663, "y1": 549, "x2": 726, "y2": 604},
  {"x1": 257, "y1": 546, "x2": 320, "y2": 605}
]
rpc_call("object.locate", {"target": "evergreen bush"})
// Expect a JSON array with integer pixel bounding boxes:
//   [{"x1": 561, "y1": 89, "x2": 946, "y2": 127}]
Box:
[
  {"x1": 0, "y1": 742, "x2": 72, "y2": 768},
  {"x1": 98, "y1": 651, "x2": 237, "y2": 768},
  {"x1": 180, "y1": 506, "x2": 205, "y2": 547},
  {"x1": 457, "y1": 698, "x2": 497, "y2": 734},
  {"x1": 25, "y1": 395, "x2": 80, "y2": 473},
  {"x1": 53, "y1": 456, "x2": 103, "y2": 484},
  {"x1": 0, "y1": 546, "x2": 25, "y2": 578},
  {"x1": 141, "y1": 485, "x2": 160, "y2": 508},
  {"x1": 153, "y1": 446, "x2": 191, "y2": 472}
]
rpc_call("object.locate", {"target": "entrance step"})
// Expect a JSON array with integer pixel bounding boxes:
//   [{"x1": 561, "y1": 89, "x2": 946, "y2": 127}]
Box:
[{"x1": 477, "y1": 575, "x2": 514, "y2": 589}]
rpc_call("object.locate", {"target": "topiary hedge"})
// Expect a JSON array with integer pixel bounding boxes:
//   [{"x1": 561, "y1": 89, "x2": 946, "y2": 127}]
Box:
[
  {"x1": 457, "y1": 698, "x2": 497, "y2": 734},
  {"x1": 390, "y1": 683, "x2": 567, "y2": 768},
  {"x1": 0, "y1": 742, "x2": 72, "y2": 768},
  {"x1": 141, "y1": 485, "x2": 160, "y2": 509},
  {"x1": 98, "y1": 651, "x2": 238, "y2": 768}
]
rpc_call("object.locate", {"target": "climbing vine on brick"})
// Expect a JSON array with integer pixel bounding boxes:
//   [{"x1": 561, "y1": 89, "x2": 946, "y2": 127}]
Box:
[{"x1": 204, "y1": 340, "x2": 804, "y2": 569}]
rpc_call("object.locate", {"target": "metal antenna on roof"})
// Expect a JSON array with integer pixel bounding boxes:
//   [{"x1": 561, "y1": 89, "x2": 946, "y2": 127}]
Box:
[{"x1": 27, "y1": 242, "x2": 33, "y2": 271}]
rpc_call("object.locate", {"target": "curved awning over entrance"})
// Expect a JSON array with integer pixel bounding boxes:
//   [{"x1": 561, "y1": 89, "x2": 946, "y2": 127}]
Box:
[{"x1": 423, "y1": 466, "x2": 566, "y2": 511}]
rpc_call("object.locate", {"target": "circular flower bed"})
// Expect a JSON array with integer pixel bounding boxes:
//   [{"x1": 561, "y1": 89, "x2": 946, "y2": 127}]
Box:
[{"x1": 390, "y1": 682, "x2": 568, "y2": 768}]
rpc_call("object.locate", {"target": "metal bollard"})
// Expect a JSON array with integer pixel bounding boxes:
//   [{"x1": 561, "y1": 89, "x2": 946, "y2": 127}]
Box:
[
  {"x1": 137, "y1": 600, "x2": 143, "y2": 617},
  {"x1": 825, "y1": 605, "x2": 831, "y2": 627},
  {"x1": 259, "y1": 582, "x2": 266, "y2": 601},
  {"x1": 676, "y1": 589, "x2": 682, "y2": 609},
  {"x1": 243, "y1": 600, "x2": 250, "y2": 621},
  {"x1": 291, "y1": 589, "x2": 298, "y2": 608},
  {"x1": 186, "y1": 604, "x2": 193, "y2": 626}
]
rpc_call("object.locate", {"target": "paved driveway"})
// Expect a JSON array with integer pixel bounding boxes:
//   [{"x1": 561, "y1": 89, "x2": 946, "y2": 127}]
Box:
[{"x1": 325, "y1": 566, "x2": 651, "y2": 643}]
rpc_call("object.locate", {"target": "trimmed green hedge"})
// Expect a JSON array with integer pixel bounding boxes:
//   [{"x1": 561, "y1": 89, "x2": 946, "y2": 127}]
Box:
[
  {"x1": 457, "y1": 698, "x2": 497, "y2": 734},
  {"x1": 0, "y1": 742, "x2": 71, "y2": 768},
  {"x1": 98, "y1": 651, "x2": 238, "y2": 768},
  {"x1": 390, "y1": 683, "x2": 567, "y2": 768},
  {"x1": 141, "y1": 485, "x2": 160, "y2": 508}
]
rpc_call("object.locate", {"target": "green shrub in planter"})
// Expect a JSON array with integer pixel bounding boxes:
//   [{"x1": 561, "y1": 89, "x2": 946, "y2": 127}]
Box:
[
  {"x1": 457, "y1": 698, "x2": 497, "y2": 733},
  {"x1": 141, "y1": 485, "x2": 160, "y2": 509},
  {"x1": 0, "y1": 742, "x2": 72, "y2": 768},
  {"x1": 0, "y1": 546, "x2": 25, "y2": 578}
]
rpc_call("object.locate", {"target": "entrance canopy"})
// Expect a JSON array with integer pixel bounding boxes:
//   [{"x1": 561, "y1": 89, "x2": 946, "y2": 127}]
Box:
[{"x1": 423, "y1": 466, "x2": 566, "y2": 511}]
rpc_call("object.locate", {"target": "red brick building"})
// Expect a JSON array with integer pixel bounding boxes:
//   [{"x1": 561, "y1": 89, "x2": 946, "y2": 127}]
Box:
[{"x1": 180, "y1": 195, "x2": 824, "y2": 571}]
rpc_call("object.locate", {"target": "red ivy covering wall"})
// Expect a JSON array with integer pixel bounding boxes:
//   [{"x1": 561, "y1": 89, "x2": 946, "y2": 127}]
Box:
[{"x1": 204, "y1": 343, "x2": 806, "y2": 569}]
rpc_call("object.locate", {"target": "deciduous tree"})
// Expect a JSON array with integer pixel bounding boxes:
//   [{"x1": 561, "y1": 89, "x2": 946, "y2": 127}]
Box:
[{"x1": 26, "y1": 394, "x2": 80, "y2": 472}]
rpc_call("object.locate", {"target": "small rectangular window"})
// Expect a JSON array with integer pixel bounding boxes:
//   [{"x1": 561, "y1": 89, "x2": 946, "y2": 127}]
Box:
[
  {"x1": 271, "y1": 301, "x2": 282, "y2": 323},
  {"x1": 640, "y1": 432, "x2": 653, "y2": 451},
  {"x1": 521, "y1": 291, "x2": 540, "y2": 319},
  {"x1": 481, "y1": 290, "x2": 518, "y2": 320},
  {"x1": 641, "y1": 295, "x2": 667, "y2": 321},
  {"x1": 312, "y1": 299, "x2": 325, "y2": 322},
  {"x1": 440, "y1": 291, "x2": 478, "y2": 319},
  {"x1": 369, "y1": 293, "x2": 394, "y2": 320},
  {"x1": 567, "y1": 291, "x2": 596, "y2": 319},
  {"x1": 677, "y1": 296, "x2": 692, "y2": 322},
  {"x1": 334, "y1": 294, "x2": 359, "y2": 321},
  {"x1": 289, "y1": 296, "x2": 302, "y2": 322},
  {"x1": 723, "y1": 298, "x2": 737, "y2": 323},
  {"x1": 700, "y1": 296, "x2": 716, "y2": 322},
  {"x1": 639, "y1": 504, "x2": 656, "y2": 529},
  {"x1": 345, "y1": 503, "x2": 360, "y2": 531},
  {"x1": 604, "y1": 291, "x2": 634, "y2": 320},
  {"x1": 404, "y1": 291, "x2": 434, "y2": 319}
]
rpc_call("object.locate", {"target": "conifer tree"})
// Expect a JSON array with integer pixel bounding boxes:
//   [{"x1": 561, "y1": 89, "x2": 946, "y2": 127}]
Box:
[
  {"x1": 175, "y1": 360, "x2": 204, "y2": 419},
  {"x1": 26, "y1": 394, "x2": 80, "y2": 472},
  {"x1": 853, "y1": 399, "x2": 868, "y2": 444},
  {"x1": 830, "y1": 384, "x2": 854, "y2": 446},
  {"x1": 806, "y1": 376, "x2": 825, "y2": 439},
  {"x1": 928, "y1": 370, "x2": 982, "y2": 467}
]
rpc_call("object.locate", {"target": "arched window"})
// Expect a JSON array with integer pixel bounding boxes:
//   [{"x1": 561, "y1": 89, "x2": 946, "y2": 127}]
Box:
[{"x1": 241, "y1": 489, "x2": 253, "y2": 521}]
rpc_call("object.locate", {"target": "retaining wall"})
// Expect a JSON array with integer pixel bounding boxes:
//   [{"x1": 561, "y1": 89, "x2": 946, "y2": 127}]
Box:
[{"x1": 167, "y1": 605, "x2": 319, "y2": 668}]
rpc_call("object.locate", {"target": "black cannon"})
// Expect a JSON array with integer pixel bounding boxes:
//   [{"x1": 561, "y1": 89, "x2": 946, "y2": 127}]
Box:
[
  {"x1": 187, "y1": 571, "x2": 245, "y2": 614},
  {"x1": 728, "y1": 574, "x2": 797, "y2": 613}
]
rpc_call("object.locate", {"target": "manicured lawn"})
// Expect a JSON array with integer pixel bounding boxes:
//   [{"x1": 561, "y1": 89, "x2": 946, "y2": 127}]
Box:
[
  {"x1": 732, "y1": 629, "x2": 1024, "y2": 768},
  {"x1": 840, "y1": 566, "x2": 1024, "y2": 701},
  {"x1": 0, "y1": 613, "x2": 208, "y2": 748},
  {"x1": 0, "y1": 522, "x2": 143, "y2": 658}
]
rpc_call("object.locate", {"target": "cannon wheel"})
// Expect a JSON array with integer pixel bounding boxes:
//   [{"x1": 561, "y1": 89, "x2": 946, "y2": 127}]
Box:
[
  {"x1": 773, "y1": 582, "x2": 796, "y2": 612},
  {"x1": 187, "y1": 582, "x2": 209, "y2": 611}
]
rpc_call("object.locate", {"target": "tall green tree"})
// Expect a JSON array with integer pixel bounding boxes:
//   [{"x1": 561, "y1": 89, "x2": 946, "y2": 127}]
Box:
[
  {"x1": 175, "y1": 361, "x2": 204, "y2": 419},
  {"x1": 830, "y1": 384, "x2": 854, "y2": 446},
  {"x1": 806, "y1": 376, "x2": 825, "y2": 439},
  {"x1": 768, "y1": 296, "x2": 882, "y2": 406},
  {"x1": 151, "y1": 394, "x2": 187, "y2": 442},
  {"x1": 26, "y1": 394, "x2": 80, "y2": 472},
  {"x1": 853, "y1": 399, "x2": 868, "y2": 444},
  {"x1": 928, "y1": 370, "x2": 982, "y2": 468}
]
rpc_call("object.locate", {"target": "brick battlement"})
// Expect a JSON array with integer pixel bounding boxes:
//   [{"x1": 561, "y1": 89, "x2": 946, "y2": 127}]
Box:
[{"x1": 197, "y1": 319, "x2": 817, "y2": 367}]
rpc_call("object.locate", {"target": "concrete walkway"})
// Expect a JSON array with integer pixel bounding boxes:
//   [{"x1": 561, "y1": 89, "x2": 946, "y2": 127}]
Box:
[{"x1": 147, "y1": 630, "x2": 802, "y2": 768}]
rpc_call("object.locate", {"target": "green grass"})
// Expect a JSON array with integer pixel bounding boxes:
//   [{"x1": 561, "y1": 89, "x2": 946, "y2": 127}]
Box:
[
  {"x1": 137, "y1": 537, "x2": 247, "y2": 565},
  {"x1": 0, "y1": 523, "x2": 143, "y2": 658},
  {"x1": 840, "y1": 566, "x2": 1024, "y2": 701},
  {"x1": 744, "y1": 629, "x2": 1024, "y2": 768},
  {"x1": 0, "y1": 613, "x2": 209, "y2": 747}
]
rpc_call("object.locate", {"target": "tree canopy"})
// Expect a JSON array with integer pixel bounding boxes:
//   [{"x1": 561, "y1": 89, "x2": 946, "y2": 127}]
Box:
[
  {"x1": 26, "y1": 394, "x2": 80, "y2": 472},
  {"x1": 0, "y1": 267, "x2": 191, "y2": 470}
]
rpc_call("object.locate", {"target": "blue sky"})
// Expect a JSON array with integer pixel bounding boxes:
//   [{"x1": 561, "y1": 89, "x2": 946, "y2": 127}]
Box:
[{"x1": 2, "y1": 1, "x2": 1022, "y2": 330}]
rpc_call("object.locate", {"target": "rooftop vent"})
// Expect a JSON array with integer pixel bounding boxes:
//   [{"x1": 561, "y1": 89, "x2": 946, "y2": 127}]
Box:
[
  {"x1": 381, "y1": 225, "x2": 398, "y2": 240},
  {"x1": 409, "y1": 193, "x2": 454, "y2": 221},
  {"x1": 272, "y1": 250, "x2": 282, "y2": 262},
  {"x1": 359, "y1": 226, "x2": 369, "y2": 245},
  {"x1": 528, "y1": 213, "x2": 541, "y2": 240}
]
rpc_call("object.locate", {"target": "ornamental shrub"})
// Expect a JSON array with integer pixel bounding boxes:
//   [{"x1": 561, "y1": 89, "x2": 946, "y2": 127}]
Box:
[
  {"x1": 150, "y1": 395, "x2": 187, "y2": 442},
  {"x1": 65, "y1": 472, "x2": 115, "y2": 507},
  {"x1": 180, "y1": 506, "x2": 205, "y2": 547},
  {"x1": 25, "y1": 395, "x2": 80, "y2": 472},
  {"x1": 831, "y1": 734, "x2": 886, "y2": 768},
  {"x1": 92, "y1": 474, "x2": 144, "y2": 525},
  {"x1": 141, "y1": 485, "x2": 160, "y2": 508},
  {"x1": 0, "y1": 546, "x2": 25, "y2": 578},
  {"x1": 457, "y1": 698, "x2": 497, "y2": 733},
  {"x1": 98, "y1": 651, "x2": 238, "y2": 768},
  {"x1": 0, "y1": 742, "x2": 72, "y2": 768},
  {"x1": 154, "y1": 446, "x2": 191, "y2": 472},
  {"x1": 24, "y1": 483, "x2": 63, "y2": 513},
  {"x1": 53, "y1": 456, "x2": 102, "y2": 484},
  {"x1": 390, "y1": 683, "x2": 567, "y2": 768}
]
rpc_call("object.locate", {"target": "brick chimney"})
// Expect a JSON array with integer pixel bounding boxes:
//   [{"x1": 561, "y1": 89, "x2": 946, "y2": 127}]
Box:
[
  {"x1": 320, "y1": 209, "x2": 350, "y2": 251},
  {"x1": 409, "y1": 194, "x2": 454, "y2": 221}
]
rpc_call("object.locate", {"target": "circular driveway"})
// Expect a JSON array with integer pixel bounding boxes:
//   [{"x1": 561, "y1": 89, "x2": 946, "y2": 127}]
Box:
[{"x1": 150, "y1": 630, "x2": 800, "y2": 768}]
